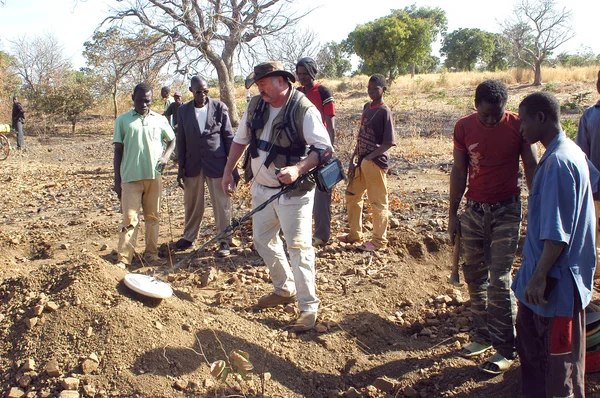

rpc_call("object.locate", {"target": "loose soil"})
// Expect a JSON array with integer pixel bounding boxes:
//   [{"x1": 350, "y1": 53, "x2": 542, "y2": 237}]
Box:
[{"x1": 1, "y1": 82, "x2": 599, "y2": 398}]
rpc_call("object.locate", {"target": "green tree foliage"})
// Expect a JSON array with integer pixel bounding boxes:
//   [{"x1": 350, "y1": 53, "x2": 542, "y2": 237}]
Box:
[
  {"x1": 315, "y1": 42, "x2": 352, "y2": 78},
  {"x1": 84, "y1": 27, "x2": 170, "y2": 119},
  {"x1": 33, "y1": 71, "x2": 96, "y2": 134},
  {"x1": 551, "y1": 47, "x2": 599, "y2": 67},
  {"x1": 346, "y1": 5, "x2": 447, "y2": 82},
  {"x1": 502, "y1": 0, "x2": 574, "y2": 85},
  {"x1": 441, "y1": 28, "x2": 496, "y2": 71}
]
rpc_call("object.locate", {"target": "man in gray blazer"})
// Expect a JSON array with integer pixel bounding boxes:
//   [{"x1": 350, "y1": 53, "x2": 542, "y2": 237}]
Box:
[{"x1": 174, "y1": 76, "x2": 235, "y2": 257}]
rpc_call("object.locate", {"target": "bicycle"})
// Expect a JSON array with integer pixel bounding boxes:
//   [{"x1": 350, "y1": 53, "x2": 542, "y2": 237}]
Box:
[{"x1": 0, "y1": 124, "x2": 13, "y2": 160}]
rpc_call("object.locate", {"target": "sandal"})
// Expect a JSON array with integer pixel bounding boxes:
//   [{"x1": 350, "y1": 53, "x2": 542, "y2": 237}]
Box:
[
  {"x1": 460, "y1": 341, "x2": 492, "y2": 357},
  {"x1": 478, "y1": 353, "x2": 514, "y2": 375},
  {"x1": 357, "y1": 241, "x2": 378, "y2": 252},
  {"x1": 337, "y1": 234, "x2": 359, "y2": 244}
]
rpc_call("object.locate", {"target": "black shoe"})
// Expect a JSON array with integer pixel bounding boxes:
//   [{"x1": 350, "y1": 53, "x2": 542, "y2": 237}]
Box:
[
  {"x1": 217, "y1": 241, "x2": 230, "y2": 257},
  {"x1": 173, "y1": 238, "x2": 193, "y2": 251}
]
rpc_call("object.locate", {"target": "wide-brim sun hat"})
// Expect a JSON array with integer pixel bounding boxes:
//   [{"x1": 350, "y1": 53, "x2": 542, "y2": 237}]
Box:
[{"x1": 245, "y1": 60, "x2": 296, "y2": 89}]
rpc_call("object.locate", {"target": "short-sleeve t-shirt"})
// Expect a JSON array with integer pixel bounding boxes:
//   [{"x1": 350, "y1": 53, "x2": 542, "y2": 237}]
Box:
[
  {"x1": 298, "y1": 83, "x2": 335, "y2": 128},
  {"x1": 113, "y1": 110, "x2": 175, "y2": 183},
  {"x1": 454, "y1": 111, "x2": 529, "y2": 203},
  {"x1": 357, "y1": 102, "x2": 396, "y2": 171}
]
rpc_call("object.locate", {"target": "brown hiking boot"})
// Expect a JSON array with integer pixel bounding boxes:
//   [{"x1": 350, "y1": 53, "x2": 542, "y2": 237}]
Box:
[
  {"x1": 290, "y1": 311, "x2": 317, "y2": 333},
  {"x1": 256, "y1": 293, "x2": 297, "y2": 308}
]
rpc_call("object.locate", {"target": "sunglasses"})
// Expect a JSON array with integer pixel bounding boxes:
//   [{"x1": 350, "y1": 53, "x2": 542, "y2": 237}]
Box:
[{"x1": 194, "y1": 89, "x2": 209, "y2": 95}]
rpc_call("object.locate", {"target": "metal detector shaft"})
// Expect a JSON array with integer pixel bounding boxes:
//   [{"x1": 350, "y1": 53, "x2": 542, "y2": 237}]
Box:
[{"x1": 167, "y1": 171, "x2": 313, "y2": 273}]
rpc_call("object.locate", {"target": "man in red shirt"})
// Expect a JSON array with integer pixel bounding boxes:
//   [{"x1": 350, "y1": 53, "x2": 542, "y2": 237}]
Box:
[
  {"x1": 449, "y1": 80, "x2": 537, "y2": 374},
  {"x1": 296, "y1": 57, "x2": 336, "y2": 246}
]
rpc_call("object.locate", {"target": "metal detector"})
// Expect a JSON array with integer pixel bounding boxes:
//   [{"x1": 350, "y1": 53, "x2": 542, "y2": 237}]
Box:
[{"x1": 121, "y1": 158, "x2": 346, "y2": 299}]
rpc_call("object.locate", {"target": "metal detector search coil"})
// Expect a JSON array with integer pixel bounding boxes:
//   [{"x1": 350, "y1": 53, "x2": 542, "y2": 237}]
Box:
[{"x1": 314, "y1": 158, "x2": 346, "y2": 193}]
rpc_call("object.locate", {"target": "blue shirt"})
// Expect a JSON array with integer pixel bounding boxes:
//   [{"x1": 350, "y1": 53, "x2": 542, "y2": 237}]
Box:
[
  {"x1": 512, "y1": 132, "x2": 598, "y2": 317},
  {"x1": 576, "y1": 99, "x2": 600, "y2": 200}
]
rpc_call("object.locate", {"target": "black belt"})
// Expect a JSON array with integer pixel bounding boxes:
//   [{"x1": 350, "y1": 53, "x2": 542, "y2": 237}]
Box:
[{"x1": 467, "y1": 195, "x2": 519, "y2": 213}]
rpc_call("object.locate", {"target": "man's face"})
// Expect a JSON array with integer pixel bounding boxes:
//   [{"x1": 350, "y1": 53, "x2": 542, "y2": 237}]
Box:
[
  {"x1": 190, "y1": 80, "x2": 209, "y2": 107},
  {"x1": 132, "y1": 89, "x2": 152, "y2": 116},
  {"x1": 13, "y1": 97, "x2": 17, "y2": 104},
  {"x1": 596, "y1": 71, "x2": 600, "y2": 94},
  {"x1": 519, "y1": 105, "x2": 542, "y2": 144},
  {"x1": 296, "y1": 65, "x2": 313, "y2": 87},
  {"x1": 174, "y1": 96, "x2": 182, "y2": 104},
  {"x1": 476, "y1": 100, "x2": 505, "y2": 128},
  {"x1": 256, "y1": 76, "x2": 284, "y2": 104},
  {"x1": 367, "y1": 82, "x2": 384, "y2": 101},
  {"x1": 161, "y1": 88, "x2": 169, "y2": 99}
]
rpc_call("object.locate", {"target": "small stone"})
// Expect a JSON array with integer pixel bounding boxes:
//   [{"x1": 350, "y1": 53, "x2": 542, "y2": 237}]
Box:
[
  {"x1": 59, "y1": 391, "x2": 80, "y2": 398},
  {"x1": 22, "y1": 358, "x2": 36, "y2": 371},
  {"x1": 18, "y1": 374, "x2": 32, "y2": 388},
  {"x1": 173, "y1": 379, "x2": 189, "y2": 391},
  {"x1": 263, "y1": 372, "x2": 271, "y2": 382},
  {"x1": 25, "y1": 317, "x2": 38, "y2": 329},
  {"x1": 283, "y1": 304, "x2": 296, "y2": 315},
  {"x1": 7, "y1": 387, "x2": 25, "y2": 398},
  {"x1": 60, "y1": 243, "x2": 71, "y2": 250},
  {"x1": 315, "y1": 324, "x2": 328, "y2": 333},
  {"x1": 89, "y1": 353, "x2": 99, "y2": 363},
  {"x1": 182, "y1": 324, "x2": 192, "y2": 332},
  {"x1": 203, "y1": 378, "x2": 215, "y2": 389},
  {"x1": 372, "y1": 377, "x2": 397, "y2": 392},
  {"x1": 100, "y1": 244, "x2": 109, "y2": 251},
  {"x1": 419, "y1": 327, "x2": 433, "y2": 337},
  {"x1": 83, "y1": 385, "x2": 96, "y2": 397},
  {"x1": 33, "y1": 305, "x2": 44, "y2": 316},
  {"x1": 344, "y1": 387, "x2": 361, "y2": 398},
  {"x1": 81, "y1": 359, "x2": 99, "y2": 375},
  {"x1": 155, "y1": 321, "x2": 163, "y2": 330},
  {"x1": 62, "y1": 377, "x2": 80, "y2": 390},
  {"x1": 46, "y1": 302, "x2": 59, "y2": 312},
  {"x1": 403, "y1": 386, "x2": 419, "y2": 398},
  {"x1": 86, "y1": 327, "x2": 93, "y2": 337},
  {"x1": 45, "y1": 359, "x2": 61, "y2": 377}
]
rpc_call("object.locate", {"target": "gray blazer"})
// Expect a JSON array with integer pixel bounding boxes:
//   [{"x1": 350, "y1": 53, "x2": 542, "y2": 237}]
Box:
[{"x1": 176, "y1": 98, "x2": 234, "y2": 179}]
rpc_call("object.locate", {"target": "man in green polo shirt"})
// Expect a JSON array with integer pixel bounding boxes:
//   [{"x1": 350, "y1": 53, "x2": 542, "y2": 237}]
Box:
[{"x1": 113, "y1": 82, "x2": 176, "y2": 268}]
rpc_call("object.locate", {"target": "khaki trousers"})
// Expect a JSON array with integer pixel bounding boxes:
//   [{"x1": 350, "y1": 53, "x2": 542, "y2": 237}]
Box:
[
  {"x1": 118, "y1": 178, "x2": 162, "y2": 264},
  {"x1": 182, "y1": 171, "x2": 231, "y2": 244},
  {"x1": 345, "y1": 159, "x2": 389, "y2": 247}
]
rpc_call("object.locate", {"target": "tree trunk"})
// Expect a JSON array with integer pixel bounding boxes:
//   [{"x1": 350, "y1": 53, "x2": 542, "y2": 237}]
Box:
[
  {"x1": 411, "y1": 64, "x2": 416, "y2": 79},
  {"x1": 112, "y1": 90, "x2": 118, "y2": 119},
  {"x1": 533, "y1": 61, "x2": 542, "y2": 86},
  {"x1": 214, "y1": 63, "x2": 239, "y2": 127}
]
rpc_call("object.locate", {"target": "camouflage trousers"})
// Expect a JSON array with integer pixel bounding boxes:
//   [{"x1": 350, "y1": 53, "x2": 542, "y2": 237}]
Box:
[{"x1": 460, "y1": 200, "x2": 521, "y2": 359}]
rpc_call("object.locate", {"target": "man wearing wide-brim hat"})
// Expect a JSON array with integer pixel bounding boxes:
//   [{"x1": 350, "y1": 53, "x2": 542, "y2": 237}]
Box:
[{"x1": 222, "y1": 61, "x2": 333, "y2": 332}]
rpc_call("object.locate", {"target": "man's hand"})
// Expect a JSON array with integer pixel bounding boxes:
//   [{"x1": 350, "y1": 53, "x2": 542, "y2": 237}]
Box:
[
  {"x1": 221, "y1": 172, "x2": 236, "y2": 197},
  {"x1": 524, "y1": 273, "x2": 548, "y2": 306},
  {"x1": 276, "y1": 165, "x2": 301, "y2": 185},
  {"x1": 448, "y1": 213, "x2": 461, "y2": 245},
  {"x1": 157, "y1": 156, "x2": 168, "y2": 168},
  {"x1": 177, "y1": 169, "x2": 185, "y2": 189}
]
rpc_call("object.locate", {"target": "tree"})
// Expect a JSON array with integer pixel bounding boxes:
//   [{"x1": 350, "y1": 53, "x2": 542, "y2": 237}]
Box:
[
  {"x1": 254, "y1": 29, "x2": 320, "y2": 73},
  {"x1": 315, "y1": 42, "x2": 352, "y2": 78},
  {"x1": 105, "y1": 0, "x2": 310, "y2": 125},
  {"x1": 501, "y1": 0, "x2": 574, "y2": 85},
  {"x1": 9, "y1": 33, "x2": 71, "y2": 97},
  {"x1": 441, "y1": 28, "x2": 496, "y2": 72},
  {"x1": 346, "y1": 6, "x2": 446, "y2": 82},
  {"x1": 126, "y1": 30, "x2": 174, "y2": 88},
  {"x1": 83, "y1": 27, "x2": 143, "y2": 119}
]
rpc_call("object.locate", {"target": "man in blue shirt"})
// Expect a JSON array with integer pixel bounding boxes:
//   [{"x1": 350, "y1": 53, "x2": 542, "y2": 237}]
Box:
[
  {"x1": 513, "y1": 91, "x2": 598, "y2": 398},
  {"x1": 576, "y1": 69, "x2": 600, "y2": 278}
]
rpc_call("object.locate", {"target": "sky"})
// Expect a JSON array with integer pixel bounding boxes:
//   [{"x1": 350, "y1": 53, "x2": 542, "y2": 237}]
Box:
[{"x1": 0, "y1": 0, "x2": 598, "y2": 72}]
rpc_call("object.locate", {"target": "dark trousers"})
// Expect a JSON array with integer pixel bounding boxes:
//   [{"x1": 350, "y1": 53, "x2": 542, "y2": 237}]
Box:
[
  {"x1": 12, "y1": 119, "x2": 24, "y2": 149},
  {"x1": 460, "y1": 201, "x2": 521, "y2": 359},
  {"x1": 516, "y1": 296, "x2": 585, "y2": 398},
  {"x1": 313, "y1": 189, "x2": 332, "y2": 242}
]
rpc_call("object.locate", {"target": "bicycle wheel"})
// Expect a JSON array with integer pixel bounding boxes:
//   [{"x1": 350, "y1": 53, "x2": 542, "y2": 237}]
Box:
[{"x1": 0, "y1": 135, "x2": 9, "y2": 160}]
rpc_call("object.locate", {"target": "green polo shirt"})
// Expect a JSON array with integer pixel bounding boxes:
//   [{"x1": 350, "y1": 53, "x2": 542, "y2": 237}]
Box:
[{"x1": 113, "y1": 109, "x2": 175, "y2": 183}]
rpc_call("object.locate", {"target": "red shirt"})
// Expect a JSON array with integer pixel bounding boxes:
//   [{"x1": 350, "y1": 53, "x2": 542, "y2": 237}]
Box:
[
  {"x1": 454, "y1": 111, "x2": 529, "y2": 203},
  {"x1": 298, "y1": 83, "x2": 335, "y2": 129}
]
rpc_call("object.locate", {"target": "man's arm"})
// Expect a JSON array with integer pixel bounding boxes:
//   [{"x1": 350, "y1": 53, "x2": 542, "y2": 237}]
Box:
[
  {"x1": 449, "y1": 149, "x2": 469, "y2": 244},
  {"x1": 113, "y1": 143, "x2": 124, "y2": 199},
  {"x1": 324, "y1": 115, "x2": 335, "y2": 145},
  {"x1": 159, "y1": 139, "x2": 176, "y2": 165},
  {"x1": 521, "y1": 143, "x2": 538, "y2": 190},
  {"x1": 176, "y1": 106, "x2": 187, "y2": 186},
  {"x1": 576, "y1": 112, "x2": 590, "y2": 156},
  {"x1": 364, "y1": 143, "x2": 393, "y2": 161},
  {"x1": 222, "y1": 142, "x2": 247, "y2": 196},
  {"x1": 524, "y1": 240, "x2": 566, "y2": 305},
  {"x1": 220, "y1": 104, "x2": 235, "y2": 154}
]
